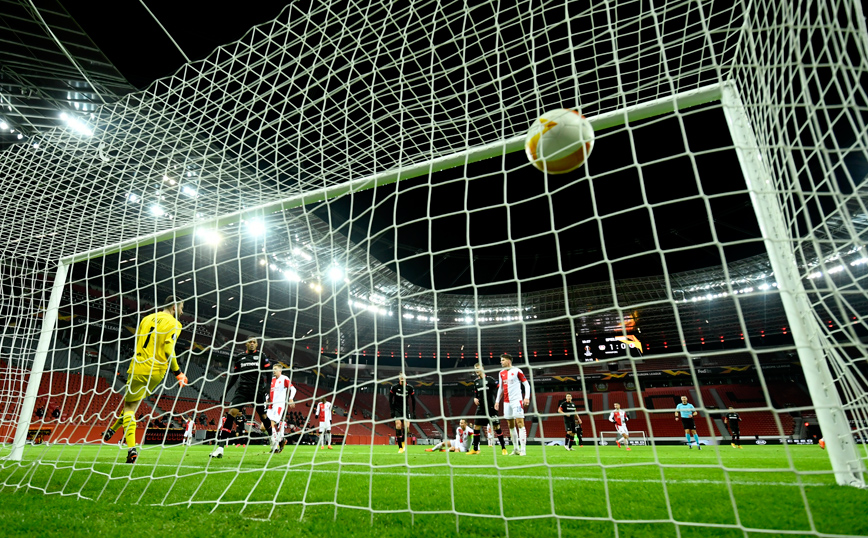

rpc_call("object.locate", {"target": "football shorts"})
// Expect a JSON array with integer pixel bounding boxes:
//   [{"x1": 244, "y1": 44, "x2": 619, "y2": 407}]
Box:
[
  {"x1": 266, "y1": 406, "x2": 285, "y2": 423},
  {"x1": 502, "y1": 401, "x2": 524, "y2": 420},
  {"x1": 124, "y1": 373, "x2": 165, "y2": 403}
]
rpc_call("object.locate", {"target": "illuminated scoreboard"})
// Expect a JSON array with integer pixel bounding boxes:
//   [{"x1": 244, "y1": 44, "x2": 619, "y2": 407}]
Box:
[{"x1": 580, "y1": 335, "x2": 642, "y2": 362}]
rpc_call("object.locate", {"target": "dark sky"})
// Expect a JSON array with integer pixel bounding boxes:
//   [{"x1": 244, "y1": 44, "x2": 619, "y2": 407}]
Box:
[{"x1": 69, "y1": 3, "x2": 287, "y2": 90}]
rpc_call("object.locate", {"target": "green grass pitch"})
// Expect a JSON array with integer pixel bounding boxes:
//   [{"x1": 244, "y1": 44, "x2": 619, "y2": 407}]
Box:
[{"x1": 1, "y1": 442, "x2": 866, "y2": 537}]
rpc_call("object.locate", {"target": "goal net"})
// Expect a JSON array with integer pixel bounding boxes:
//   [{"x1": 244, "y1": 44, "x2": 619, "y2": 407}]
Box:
[{"x1": 1, "y1": 0, "x2": 867, "y2": 535}]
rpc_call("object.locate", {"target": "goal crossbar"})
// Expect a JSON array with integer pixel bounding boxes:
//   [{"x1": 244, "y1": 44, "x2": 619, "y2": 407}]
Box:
[{"x1": 61, "y1": 83, "x2": 725, "y2": 266}]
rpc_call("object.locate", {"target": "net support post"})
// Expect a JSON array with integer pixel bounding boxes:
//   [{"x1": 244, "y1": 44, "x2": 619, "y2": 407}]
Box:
[
  {"x1": 4, "y1": 260, "x2": 69, "y2": 462},
  {"x1": 720, "y1": 82, "x2": 865, "y2": 487}
]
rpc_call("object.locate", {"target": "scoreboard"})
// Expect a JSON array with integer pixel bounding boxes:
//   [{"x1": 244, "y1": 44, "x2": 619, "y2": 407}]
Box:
[{"x1": 580, "y1": 335, "x2": 642, "y2": 362}]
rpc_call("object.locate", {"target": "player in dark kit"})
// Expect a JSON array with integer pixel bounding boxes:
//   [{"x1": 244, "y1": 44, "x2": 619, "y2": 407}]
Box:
[
  {"x1": 210, "y1": 336, "x2": 274, "y2": 458},
  {"x1": 389, "y1": 373, "x2": 416, "y2": 453},
  {"x1": 469, "y1": 363, "x2": 507, "y2": 455},
  {"x1": 724, "y1": 406, "x2": 742, "y2": 448},
  {"x1": 558, "y1": 393, "x2": 583, "y2": 450}
]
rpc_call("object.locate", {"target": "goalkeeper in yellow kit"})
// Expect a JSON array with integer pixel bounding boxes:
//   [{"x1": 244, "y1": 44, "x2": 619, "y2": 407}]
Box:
[{"x1": 103, "y1": 295, "x2": 188, "y2": 463}]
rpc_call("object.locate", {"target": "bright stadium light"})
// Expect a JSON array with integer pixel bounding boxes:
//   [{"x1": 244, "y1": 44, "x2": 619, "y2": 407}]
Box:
[
  {"x1": 0, "y1": 121, "x2": 8, "y2": 130},
  {"x1": 182, "y1": 185, "x2": 198, "y2": 197},
  {"x1": 196, "y1": 229, "x2": 221, "y2": 245},
  {"x1": 328, "y1": 266, "x2": 343, "y2": 281},
  {"x1": 246, "y1": 219, "x2": 266, "y2": 236},
  {"x1": 293, "y1": 247, "x2": 312, "y2": 261},
  {"x1": 284, "y1": 269, "x2": 301, "y2": 281},
  {"x1": 60, "y1": 113, "x2": 93, "y2": 136},
  {"x1": 149, "y1": 204, "x2": 165, "y2": 217}
]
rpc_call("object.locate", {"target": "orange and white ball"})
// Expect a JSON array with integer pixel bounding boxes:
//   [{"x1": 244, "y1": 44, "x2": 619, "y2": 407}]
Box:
[{"x1": 524, "y1": 108, "x2": 594, "y2": 174}]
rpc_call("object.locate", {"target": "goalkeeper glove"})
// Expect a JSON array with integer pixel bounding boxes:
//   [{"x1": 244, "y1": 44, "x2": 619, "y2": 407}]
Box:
[{"x1": 175, "y1": 372, "x2": 188, "y2": 387}]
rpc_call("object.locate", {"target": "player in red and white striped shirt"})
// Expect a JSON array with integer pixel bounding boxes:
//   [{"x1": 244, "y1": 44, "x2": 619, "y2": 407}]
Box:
[
  {"x1": 494, "y1": 353, "x2": 531, "y2": 456},
  {"x1": 183, "y1": 415, "x2": 195, "y2": 447},
  {"x1": 316, "y1": 397, "x2": 333, "y2": 449},
  {"x1": 426, "y1": 419, "x2": 473, "y2": 452},
  {"x1": 266, "y1": 364, "x2": 296, "y2": 453},
  {"x1": 608, "y1": 403, "x2": 631, "y2": 450}
]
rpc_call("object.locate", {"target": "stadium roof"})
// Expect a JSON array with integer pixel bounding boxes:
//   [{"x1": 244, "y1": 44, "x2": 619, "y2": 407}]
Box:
[{"x1": 1, "y1": 3, "x2": 864, "y2": 353}]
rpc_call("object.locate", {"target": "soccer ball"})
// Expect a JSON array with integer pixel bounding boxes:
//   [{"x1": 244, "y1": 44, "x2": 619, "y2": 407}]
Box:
[
  {"x1": 524, "y1": 108, "x2": 594, "y2": 174},
  {"x1": 819, "y1": 438, "x2": 825, "y2": 449}
]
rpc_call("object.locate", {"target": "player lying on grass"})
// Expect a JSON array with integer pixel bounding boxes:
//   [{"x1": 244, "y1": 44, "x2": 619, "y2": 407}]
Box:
[
  {"x1": 103, "y1": 296, "x2": 188, "y2": 464},
  {"x1": 426, "y1": 419, "x2": 474, "y2": 452}
]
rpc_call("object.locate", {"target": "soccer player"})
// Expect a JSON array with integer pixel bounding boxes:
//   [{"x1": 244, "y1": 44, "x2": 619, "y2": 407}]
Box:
[
  {"x1": 315, "y1": 396, "x2": 333, "y2": 450},
  {"x1": 210, "y1": 336, "x2": 274, "y2": 459},
  {"x1": 724, "y1": 406, "x2": 742, "y2": 448},
  {"x1": 389, "y1": 373, "x2": 416, "y2": 453},
  {"x1": 608, "y1": 403, "x2": 631, "y2": 450},
  {"x1": 558, "y1": 393, "x2": 582, "y2": 450},
  {"x1": 103, "y1": 296, "x2": 189, "y2": 464},
  {"x1": 183, "y1": 414, "x2": 195, "y2": 447},
  {"x1": 266, "y1": 363, "x2": 296, "y2": 453},
  {"x1": 426, "y1": 419, "x2": 473, "y2": 452},
  {"x1": 469, "y1": 363, "x2": 508, "y2": 455},
  {"x1": 675, "y1": 395, "x2": 701, "y2": 449},
  {"x1": 494, "y1": 353, "x2": 531, "y2": 456}
]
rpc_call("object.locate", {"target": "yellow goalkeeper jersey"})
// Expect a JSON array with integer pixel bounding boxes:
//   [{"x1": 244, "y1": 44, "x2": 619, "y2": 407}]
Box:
[{"x1": 128, "y1": 311, "x2": 182, "y2": 377}]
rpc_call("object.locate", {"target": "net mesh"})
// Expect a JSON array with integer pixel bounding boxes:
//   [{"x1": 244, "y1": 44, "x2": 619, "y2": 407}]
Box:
[{"x1": 1, "y1": 0, "x2": 867, "y2": 534}]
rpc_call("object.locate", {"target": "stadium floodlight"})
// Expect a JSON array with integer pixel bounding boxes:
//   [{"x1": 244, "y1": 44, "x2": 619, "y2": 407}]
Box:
[
  {"x1": 293, "y1": 247, "x2": 312, "y2": 261},
  {"x1": 149, "y1": 204, "x2": 164, "y2": 217},
  {"x1": 0, "y1": 121, "x2": 7, "y2": 130},
  {"x1": 181, "y1": 185, "x2": 198, "y2": 197},
  {"x1": 327, "y1": 265, "x2": 343, "y2": 281},
  {"x1": 195, "y1": 229, "x2": 221, "y2": 245},
  {"x1": 284, "y1": 269, "x2": 300, "y2": 281},
  {"x1": 59, "y1": 112, "x2": 93, "y2": 136},
  {"x1": 245, "y1": 218, "x2": 266, "y2": 236}
]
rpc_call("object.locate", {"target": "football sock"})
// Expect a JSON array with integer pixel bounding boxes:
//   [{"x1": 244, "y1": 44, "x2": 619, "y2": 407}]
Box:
[
  {"x1": 693, "y1": 434, "x2": 700, "y2": 445},
  {"x1": 575, "y1": 433, "x2": 582, "y2": 446},
  {"x1": 109, "y1": 415, "x2": 123, "y2": 433},
  {"x1": 122, "y1": 411, "x2": 136, "y2": 448},
  {"x1": 685, "y1": 434, "x2": 692, "y2": 444},
  {"x1": 473, "y1": 427, "x2": 481, "y2": 451},
  {"x1": 519, "y1": 427, "x2": 527, "y2": 451},
  {"x1": 396, "y1": 428, "x2": 404, "y2": 449},
  {"x1": 495, "y1": 428, "x2": 505, "y2": 449},
  {"x1": 326, "y1": 432, "x2": 331, "y2": 445},
  {"x1": 218, "y1": 414, "x2": 235, "y2": 447},
  {"x1": 564, "y1": 434, "x2": 572, "y2": 446}
]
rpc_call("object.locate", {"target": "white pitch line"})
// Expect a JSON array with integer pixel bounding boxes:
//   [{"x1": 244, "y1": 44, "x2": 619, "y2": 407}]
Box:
[{"x1": 12, "y1": 459, "x2": 834, "y2": 488}]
